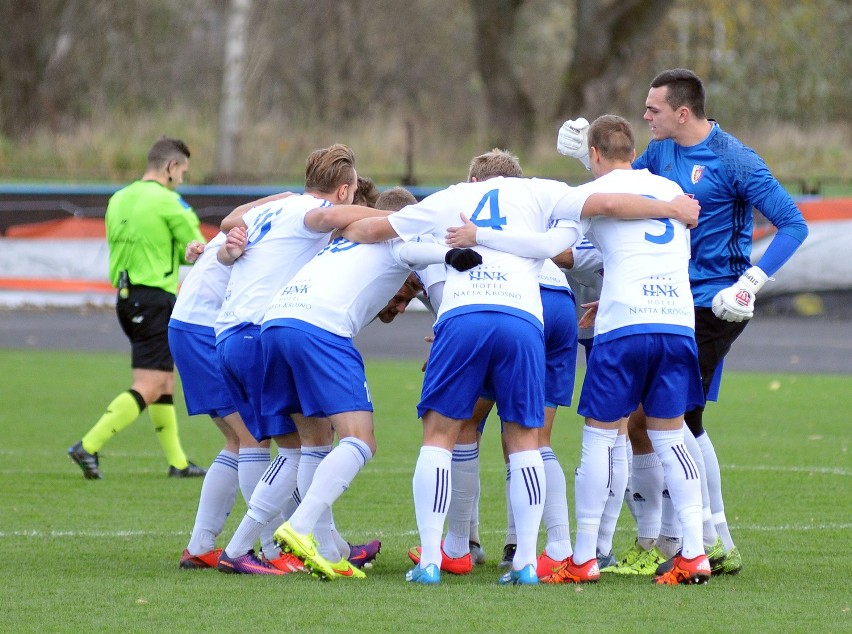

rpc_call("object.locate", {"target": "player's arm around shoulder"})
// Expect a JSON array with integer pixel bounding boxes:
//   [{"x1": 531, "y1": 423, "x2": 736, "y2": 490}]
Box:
[
  {"x1": 581, "y1": 192, "x2": 699, "y2": 228},
  {"x1": 220, "y1": 192, "x2": 294, "y2": 232},
  {"x1": 304, "y1": 204, "x2": 391, "y2": 235},
  {"x1": 218, "y1": 226, "x2": 248, "y2": 265}
]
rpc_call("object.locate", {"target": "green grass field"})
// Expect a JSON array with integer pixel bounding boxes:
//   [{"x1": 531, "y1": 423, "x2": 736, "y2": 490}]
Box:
[{"x1": 2, "y1": 349, "x2": 850, "y2": 632}]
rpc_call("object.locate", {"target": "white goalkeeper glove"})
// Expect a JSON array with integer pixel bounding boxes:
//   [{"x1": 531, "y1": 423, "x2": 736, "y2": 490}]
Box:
[
  {"x1": 711, "y1": 266, "x2": 770, "y2": 322},
  {"x1": 557, "y1": 117, "x2": 591, "y2": 170}
]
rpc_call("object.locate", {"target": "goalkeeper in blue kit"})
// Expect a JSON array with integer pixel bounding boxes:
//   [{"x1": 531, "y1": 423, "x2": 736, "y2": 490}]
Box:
[{"x1": 558, "y1": 68, "x2": 808, "y2": 574}]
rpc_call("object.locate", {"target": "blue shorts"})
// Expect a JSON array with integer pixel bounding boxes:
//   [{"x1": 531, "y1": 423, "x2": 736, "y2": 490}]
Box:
[
  {"x1": 261, "y1": 319, "x2": 373, "y2": 419},
  {"x1": 578, "y1": 332, "x2": 705, "y2": 422},
  {"x1": 541, "y1": 287, "x2": 577, "y2": 408},
  {"x1": 216, "y1": 323, "x2": 296, "y2": 441},
  {"x1": 475, "y1": 290, "x2": 576, "y2": 434},
  {"x1": 419, "y1": 311, "x2": 545, "y2": 429},
  {"x1": 707, "y1": 360, "x2": 724, "y2": 402},
  {"x1": 168, "y1": 320, "x2": 236, "y2": 418}
]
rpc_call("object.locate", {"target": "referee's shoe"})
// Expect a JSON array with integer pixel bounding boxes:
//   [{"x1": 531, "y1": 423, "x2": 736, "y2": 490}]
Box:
[{"x1": 168, "y1": 461, "x2": 206, "y2": 478}]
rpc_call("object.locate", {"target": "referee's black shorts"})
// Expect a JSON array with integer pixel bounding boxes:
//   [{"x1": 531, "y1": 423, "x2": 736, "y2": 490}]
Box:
[
  {"x1": 693, "y1": 307, "x2": 749, "y2": 398},
  {"x1": 116, "y1": 285, "x2": 177, "y2": 371}
]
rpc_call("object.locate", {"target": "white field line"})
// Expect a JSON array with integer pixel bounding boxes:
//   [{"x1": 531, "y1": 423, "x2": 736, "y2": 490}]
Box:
[
  {"x1": 2, "y1": 523, "x2": 851, "y2": 540},
  {"x1": 7, "y1": 463, "x2": 848, "y2": 477}
]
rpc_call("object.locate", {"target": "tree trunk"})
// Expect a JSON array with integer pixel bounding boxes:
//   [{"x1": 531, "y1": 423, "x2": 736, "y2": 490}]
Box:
[
  {"x1": 556, "y1": 0, "x2": 675, "y2": 120},
  {"x1": 216, "y1": 0, "x2": 251, "y2": 178},
  {"x1": 470, "y1": 0, "x2": 535, "y2": 151}
]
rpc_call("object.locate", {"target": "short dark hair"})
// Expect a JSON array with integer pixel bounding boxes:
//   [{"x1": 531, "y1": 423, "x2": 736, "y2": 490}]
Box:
[
  {"x1": 305, "y1": 143, "x2": 356, "y2": 193},
  {"x1": 588, "y1": 115, "x2": 635, "y2": 163},
  {"x1": 147, "y1": 137, "x2": 190, "y2": 169},
  {"x1": 353, "y1": 176, "x2": 381, "y2": 207},
  {"x1": 650, "y1": 68, "x2": 706, "y2": 119},
  {"x1": 375, "y1": 186, "x2": 417, "y2": 212},
  {"x1": 468, "y1": 148, "x2": 522, "y2": 181}
]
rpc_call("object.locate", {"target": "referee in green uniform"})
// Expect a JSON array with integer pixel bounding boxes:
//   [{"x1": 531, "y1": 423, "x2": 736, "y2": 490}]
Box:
[{"x1": 68, "y1": 137, "x2": 207, "y2": 479}]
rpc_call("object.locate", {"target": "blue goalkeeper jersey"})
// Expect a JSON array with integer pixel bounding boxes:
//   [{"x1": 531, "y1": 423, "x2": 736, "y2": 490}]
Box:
[{"x1": 634, "y1": 122, "x2": 807, "y2": 306}]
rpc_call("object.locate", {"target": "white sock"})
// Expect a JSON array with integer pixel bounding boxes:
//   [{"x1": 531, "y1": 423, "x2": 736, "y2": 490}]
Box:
[
  {"x1": 630, "y1": 452, "x2": 664, "y2": 542},
  {"x1": 540, "y1": 446, "x2": 571, "y2": 561},
  {"x1": 696, "y1": 431, "x2": 734, "y2": 552},
  {"x1": 444, "y1": 442, "x2": 478, "y2": 559},
  {"x1": 574, "y1": 426, "x2": 617, "y2": 564},
  {"x1": 648, "y1": 427, "x2": 703, "y2": 560},
  {"x1": 237, "y1": 447, "x2": 270, "y2": 504},
  {"x1": 258, "y1": 447, "x2": 301, "y2": 558},
  {"x1": 503, "y1": 464, "x2": 516, "y2": 546},
  {"x1": 289, "y1": 438, "x2": 372, "y2": 535},
  {"x1": 598, "y1": 434, "x2": 628, "y2": 557},
  {"x1": 330, "y1": 518, "x2": 353, "y2": 559},
  {"x1": 412, "y1": 445, "x2": 452, "y2": 569},
  {"x1": 296, "y1": 444, "x2": 332, "y2": 509},
  {"x1": 508, "y1": 449, "x2": 546, "y2": 570},
  {"x1": 623, "y1": 440, "x2": 638, "y2": 523},
  {"x1": 187, "y1": 450, "x2": 239, "y2": 555},
  {"x1": 314, "y1": 508, "x2": 343, "y2": 562},
  {"x1": 659, "y1": 487, "x2": 683, "y2": 557},
  {"x1": 683, "y1": 427, "x2": 719, "y2": 547},
  {"x1": 469, "y1": 471, "x2": 482, "y2": 545},
  {"x1": 226, "y1": 448, "x2": 300, "y2": 558}
]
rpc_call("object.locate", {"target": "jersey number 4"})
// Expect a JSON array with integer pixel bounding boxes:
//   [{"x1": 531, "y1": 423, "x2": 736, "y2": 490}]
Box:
[{"x1": 470, "y1": 189, "x2": 507, "y2": 230}]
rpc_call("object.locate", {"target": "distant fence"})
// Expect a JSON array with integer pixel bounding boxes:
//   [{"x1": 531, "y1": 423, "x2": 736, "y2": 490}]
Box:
[{"x1": 0, "y1": 183, "x2": 444, "y2": 236}]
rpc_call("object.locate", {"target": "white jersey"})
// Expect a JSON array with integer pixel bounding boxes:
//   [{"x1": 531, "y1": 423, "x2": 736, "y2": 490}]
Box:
[
  {"x1": 215, "y1": 194, "x2": 332, "y2": 340},
  {"x1": 562, "y1": 238, "x2": 604, "y2": 342},
  {"x1": 388, "y1": 176, "x2": 588, "y2": 327},
  {"x1": 538, "y1": 258, "x2": 572, "y2": 293},
  {"x1": 171, "y1": 232, "x2": 230, "y2": 327},
  {"x1": 263, "y1": 236, "x2": 440, "y2": 338},
  {"x1": 414, "y1": 263, "x2": 447, "y2": 316},
  {"x1": 581, "y1": 169, "x2": 693, "y2": 343}
]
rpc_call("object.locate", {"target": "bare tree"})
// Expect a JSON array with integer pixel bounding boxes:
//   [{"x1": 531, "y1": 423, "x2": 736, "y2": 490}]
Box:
[
  {"x1": 556, "y1": 0, "x2": 675, "y2": 119},
  {"x1": 470, "y1": 0, "x2": 535, "y2": 150},
  {"x1": 0, "y1": 0, "x2": 68, "y2": 137},
  {"x1": 216, "y1": 0, "x2": 251, "y2": 177}
]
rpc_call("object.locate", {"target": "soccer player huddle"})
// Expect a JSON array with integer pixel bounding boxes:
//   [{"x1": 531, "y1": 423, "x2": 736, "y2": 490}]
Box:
[{"x1": 72, "y1": 68, "x2": 806, "y2": 586}]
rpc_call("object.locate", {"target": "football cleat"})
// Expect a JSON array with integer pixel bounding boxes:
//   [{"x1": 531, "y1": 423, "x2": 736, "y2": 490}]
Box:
[
  {"x1": 273, "y1": 521, "x2": 336, "y2": 581},
  {"x1": 536, "y1": 550, "x2": 563, "y2": 579},
  {"x1": 217, "y1": 549, "x2": 285, "y2": 575},
  {"x1": 406, "y1": 563, "x2": 441, "y2": 585},
  {"x1": 330, "y1": 558, "x2": 366, "y2": 579},
  {"x1": 605, "y1": 541, "x2": 666, "y2": 575},
  {"x1": 68, "y1": 441, "x2": 102, "y2": 480},
  {"x1": 179, "y1": 548, "x2": 222, "y2": 569},
  {"x1": 596, "y1": 549, "x2": 615, "y2": 570},
  {"x1": 540, "y1": 556, "x2": 600, "y2": 584},
  {"x1": 347, "y1": 540, "x2": 381, "y2": 569},
  {"x1": 168, "y1": 461, "x2": 207, "y2": 478},
  {"x1": 706, "y1": 536, "x2": 726, "y2": 571},
  {"x1": 407, "y1": 545, "x2": 473, "y2": 575},
  {"x1": 262, "y1": 552, "x2": 306, "y2": 573},
  {"x1": 498, "y1": 543, "x2": 517, "y2": 569},
  {"x1": 469, "y1": 540, "x2": 487, "y2": 566},
  {"x1": 499, "y1": 563, "x2": 538, "y2": 585},
  {"x1": 654, "y1": 553, "x2": 711, "y2": 585},
  {"x1": 602, "y1": 540, "x2": 645, "y2": 573},
  {"x1": 718, "y1": 546, "x2": 743, "y2": 575}
]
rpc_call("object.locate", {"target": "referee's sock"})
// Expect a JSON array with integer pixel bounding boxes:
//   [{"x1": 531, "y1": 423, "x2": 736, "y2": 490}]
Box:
[
  {"x1": 81, "y1": 389, "x2": 146, "y2": 453},
  {"x1": 149, "y1": 395, "x2": 188, "y2": 469}
]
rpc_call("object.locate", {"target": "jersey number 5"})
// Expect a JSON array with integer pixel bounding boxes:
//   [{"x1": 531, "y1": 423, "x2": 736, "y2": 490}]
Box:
[
  {"x1": 470, "y1": 189, "x2": 507, "y2": 230},
  {"x1": 645, "y1": 218, "x2": 674, "y2": 244}
]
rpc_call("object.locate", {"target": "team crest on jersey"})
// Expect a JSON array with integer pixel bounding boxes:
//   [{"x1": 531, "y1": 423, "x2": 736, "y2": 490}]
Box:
[{"x1": 691, "y1": 165, "x2": 705, "y2": 184}]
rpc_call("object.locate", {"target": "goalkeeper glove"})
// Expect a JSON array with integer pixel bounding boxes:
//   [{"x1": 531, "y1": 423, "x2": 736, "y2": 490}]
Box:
[
  {"x1": 711, "y1": 266, "x2": 770, "y2": 322},
  {"x1": 445, "y1": 248, "x2": 482, "y2": 272},
  {"x1": 557, "y1": 118, "x2": 591, "y2": 170}
]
